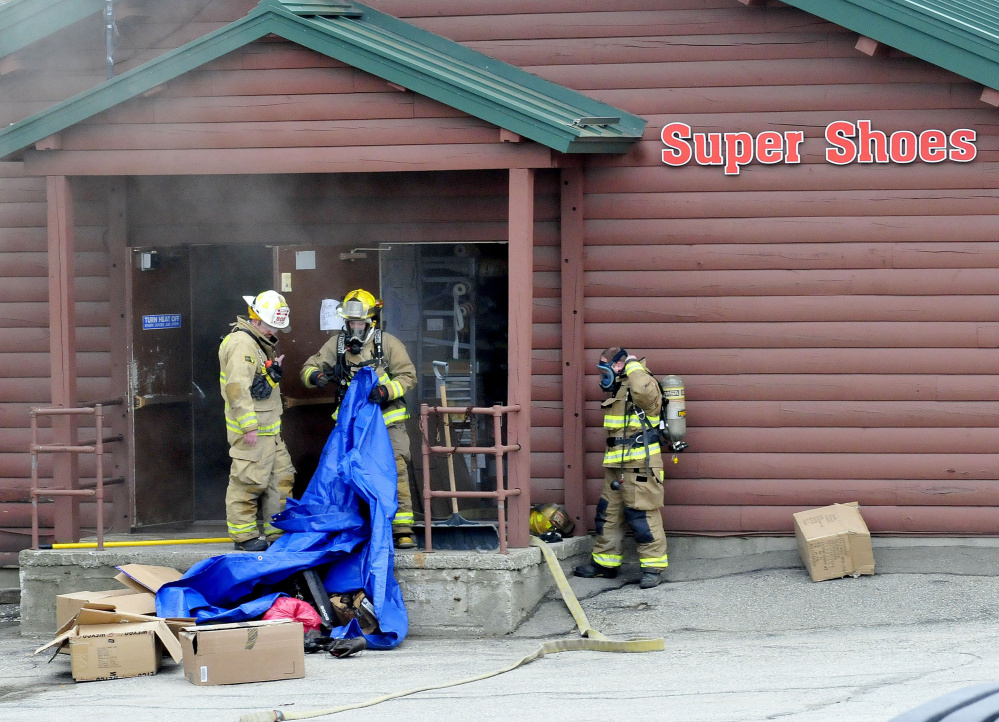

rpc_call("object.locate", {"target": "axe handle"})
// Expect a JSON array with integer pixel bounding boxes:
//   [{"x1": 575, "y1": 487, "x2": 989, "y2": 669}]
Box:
[{"x1": 439, "y1": 383, "x2": 459, "y2": 514}]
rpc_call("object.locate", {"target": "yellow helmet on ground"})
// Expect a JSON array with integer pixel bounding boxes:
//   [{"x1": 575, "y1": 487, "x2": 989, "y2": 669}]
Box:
[
  {"x1": 529, "y1": 503, "x2": 575, "y2": 537},
  {"x1": 243, "y1": 290, "x2": 290, "y2": 329},
  {"x1": 337, "y1": 289, "x2": 381, "y2": 321}
]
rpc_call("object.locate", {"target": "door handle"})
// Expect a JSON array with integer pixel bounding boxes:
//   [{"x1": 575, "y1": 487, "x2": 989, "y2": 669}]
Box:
[
  {"x1": 133, "y1": 394, "x2": 193, "y2": 410},
  {"x1": 284, "y1": 397, "x2": 338, "y2": 408}
]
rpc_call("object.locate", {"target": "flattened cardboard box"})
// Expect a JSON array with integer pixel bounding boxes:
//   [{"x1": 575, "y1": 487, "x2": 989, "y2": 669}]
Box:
[
  {"x1": 114, "y1": 563, "x2": 183, "y2": 595},
  {"x1": 793, "y1": 502, "x2": 875, "y2": 582},
  {"x1": 56, "y1": 589, "x2": 156, "y2": 629},
  {"x1": 180, "y1": 619, "x2": 305, "y2": 686}
]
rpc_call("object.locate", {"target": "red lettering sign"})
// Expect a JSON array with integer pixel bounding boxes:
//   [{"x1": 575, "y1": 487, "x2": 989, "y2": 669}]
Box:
[{"x1": 662, "y1": 120, "x2": 978, "y2": 173}]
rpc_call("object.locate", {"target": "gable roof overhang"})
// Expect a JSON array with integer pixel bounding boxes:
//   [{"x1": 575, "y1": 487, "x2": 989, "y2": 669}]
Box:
[
  {"x1": 0, "y1": 0, "x2": 646, "y2": 162},
  {"x1": 781, "y1": 0, "x2": 999, "y2": 92},
  {"x1": 0, "y1": 0, "x2": 102, "y2": 61}
]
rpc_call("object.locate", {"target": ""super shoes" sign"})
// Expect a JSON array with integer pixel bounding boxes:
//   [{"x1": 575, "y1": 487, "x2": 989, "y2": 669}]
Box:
[{"x1": 661, "y1": 120, "x2": 977, "y2": 175}]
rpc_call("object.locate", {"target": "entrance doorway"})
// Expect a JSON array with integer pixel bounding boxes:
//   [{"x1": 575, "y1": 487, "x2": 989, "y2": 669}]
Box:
[
  {"x1": 130, "y1": 245, "x2": 272, "y2": 527},
  {"x1": 380, "y1": 243, "x2": 509, "y2": 519},
  {"x1": 129, "y1": 241, "x2": 508, "y2": 528}
]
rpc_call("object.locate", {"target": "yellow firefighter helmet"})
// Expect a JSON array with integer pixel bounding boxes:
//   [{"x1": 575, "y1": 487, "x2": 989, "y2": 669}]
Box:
[
  {"x1": 337, "y1": 289, "x2": 381, "y2": 321},
  {"x1": 529, "y1": 503, "x2": 575, "y2": 537}
]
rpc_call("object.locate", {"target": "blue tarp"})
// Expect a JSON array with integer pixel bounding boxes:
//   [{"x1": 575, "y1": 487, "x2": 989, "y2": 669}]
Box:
[{"x1": 155, "y1": 367, "x2": 408, "y2": 649}]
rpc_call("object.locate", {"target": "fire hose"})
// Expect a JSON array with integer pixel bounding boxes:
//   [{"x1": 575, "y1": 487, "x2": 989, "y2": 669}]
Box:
[
  {"x1": 40, "y1": 538, "x2": 232, "y2": 549},
  {"x1": 237, "y1": 537, "x2": 664, "y2": 722}
]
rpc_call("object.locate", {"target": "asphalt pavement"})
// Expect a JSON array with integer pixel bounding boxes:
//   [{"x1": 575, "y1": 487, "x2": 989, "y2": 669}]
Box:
[{"x1": 2, "y1": 566, "x2": 998, "y2": 722}]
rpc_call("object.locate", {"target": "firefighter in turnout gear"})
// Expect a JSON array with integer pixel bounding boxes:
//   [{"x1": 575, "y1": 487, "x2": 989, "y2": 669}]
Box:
[
  {"x1": 574, "y1": 346, "x2": 669, "y2": 589},
  {"x1": 219, "y1": 290, "x2": 296, "y2": 552},
  {"x1": 300, "y1": 289, "x2": 418, "y2": 549}
]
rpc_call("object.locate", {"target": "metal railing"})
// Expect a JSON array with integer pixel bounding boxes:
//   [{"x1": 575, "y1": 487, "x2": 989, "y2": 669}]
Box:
[
  {"x1": 419, "y1": 403, "x2": 521, "y2": 553},
  {"x1": 29, "y1": 399, "x2": 124, "y2": 550}
]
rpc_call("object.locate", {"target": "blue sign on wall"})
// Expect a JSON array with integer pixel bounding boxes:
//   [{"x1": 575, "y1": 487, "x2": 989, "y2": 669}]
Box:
[{"x1": 142, "y1": 314, "x2": 182, "y2": 330}]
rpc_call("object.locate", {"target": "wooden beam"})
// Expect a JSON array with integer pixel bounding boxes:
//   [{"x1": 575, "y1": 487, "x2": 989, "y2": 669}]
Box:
[
  {"x1": 981, "y1": 88, "x2": 999, "y2": 107},
  {"x1": 507, "y1": 168, "x2": 534, "y2": 549},
  {"x1": 46, "y1": 175, "x2": 79, "y2": 542},
  {"x1": 107, "y1": 180, "x2": 133, "y2": 532},
  {"x1": 559, "y1": 164, "x2": 587, "y2": 533},
  {"x1": 856, "y1": 36, "x2": 889, "y2": 57},
  {"x1": 0, "y1": 57, "x2": 24, "y2": 76},
  {"x1": 23, "y1": 144, "x2": 555, "y2": 176},
  {"x1": 35, "y1": 134, "x2": 62, "y2": 151},
  {"x1": 60, "y1": 119, "x2": 500, "y2": 152}
]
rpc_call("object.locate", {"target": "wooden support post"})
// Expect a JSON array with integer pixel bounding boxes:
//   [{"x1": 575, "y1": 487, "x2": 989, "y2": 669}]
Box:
[
  {"x1": 507, "y1": 168, "x2": 534, "y2": 548},
  {"x1": 47, "y1": 175, "x2": 79, "y2": 542},
  {"x1": 559, "y1": 165, "x2": 587, "y2": 532},
  {"x1": 107, "y1": 180, "x2": 132, "y2": 531}
]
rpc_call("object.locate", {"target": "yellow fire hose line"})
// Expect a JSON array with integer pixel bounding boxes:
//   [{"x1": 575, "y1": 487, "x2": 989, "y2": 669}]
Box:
[
  {"x1": 40, "y1": 538, "x2": 232, "y2": 549},
  {"x1": 237, "y1": 538, "x2": 665, "y2": 722}
]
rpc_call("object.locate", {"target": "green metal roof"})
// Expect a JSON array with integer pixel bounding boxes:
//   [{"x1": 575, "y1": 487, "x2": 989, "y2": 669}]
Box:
[
  {"x1": 782, "y1": 0, "x2": 999, "y2": 90},
  {"x1": 0, "y1": 0, "x2": 645, "y2": 158},
  {"x1": 0, "y1": 0, "x2": 102, "y2": 60}
]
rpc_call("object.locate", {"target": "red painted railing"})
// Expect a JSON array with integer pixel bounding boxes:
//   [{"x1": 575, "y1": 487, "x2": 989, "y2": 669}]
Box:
[
  {"x1": 419, "y1": 404, "x2": 522, "y2": 554},
  {"x1": 29, "y1": 400, "x2": 123, "y2": 550}
]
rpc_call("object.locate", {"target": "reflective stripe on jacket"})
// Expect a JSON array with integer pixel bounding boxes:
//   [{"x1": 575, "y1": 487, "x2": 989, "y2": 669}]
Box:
[
  {"x1": 218, "y1": 317, "x2": 283, "y2": 441},
  {"x1": 300, "y1": 330, "x2": 416, "y2": 427},
  {"x1": 601, "y1": 358, "x2": 663, "y2": 469}
]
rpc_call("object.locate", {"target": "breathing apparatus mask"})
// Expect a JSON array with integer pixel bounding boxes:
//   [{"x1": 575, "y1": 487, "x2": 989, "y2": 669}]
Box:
[
  {"x1": 345, "y1": 318, "x2": 372, "y2": 355},
  {"x1": 597, "y1": 348, "x2": 630, "y2": 393},
  {"x1": 337, "y1": 289, "x2": 380, "y2": 354}
]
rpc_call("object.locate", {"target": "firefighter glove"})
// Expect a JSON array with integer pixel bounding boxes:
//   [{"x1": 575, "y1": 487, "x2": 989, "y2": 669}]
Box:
[
  {"x1": 308, "y1": 368, "x2": 329, "y2": 388},
  {"x1": 368, "y1": 384, "x2": 389, "y2": 404},
  {"x1": 250, "y1": 373, "x2": 273, "y2": 400}
]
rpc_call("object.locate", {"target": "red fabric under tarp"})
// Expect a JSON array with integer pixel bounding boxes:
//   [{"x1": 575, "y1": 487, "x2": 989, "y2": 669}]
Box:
[{"x1": 263, "y1": 596, "x2": 322, "y2": 632}]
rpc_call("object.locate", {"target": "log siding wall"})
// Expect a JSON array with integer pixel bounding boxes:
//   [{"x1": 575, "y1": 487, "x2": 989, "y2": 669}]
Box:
[
  {"x1": 0, "y1": 0, "x2": 996, "y2": 547},
  {"x1": 378, "y1": 0, "x2": 999, "y2": 534}
]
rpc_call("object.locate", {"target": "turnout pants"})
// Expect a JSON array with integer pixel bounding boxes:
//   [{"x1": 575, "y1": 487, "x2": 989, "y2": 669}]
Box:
[
  {"x1": 591, "y1": 466, "x2": 669, "y2": 571},
  {"x1": 226, "y1": 434, "x2": 295, "y2": 543},
  {"x1": 387, "y1": 423, "x2": 413, "y2": 536}
]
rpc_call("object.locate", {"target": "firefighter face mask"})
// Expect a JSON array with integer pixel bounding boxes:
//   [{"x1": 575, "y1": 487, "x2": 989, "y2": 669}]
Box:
[
  {"x1": 598, "y1": 348, "x2": 629, "y2": 393},
  {"x1": 346, "y1": 320, "x2": 370, "y2": 354},
  {"x1": 598, "y1": 360, "x2": 618, "y2": 392}
]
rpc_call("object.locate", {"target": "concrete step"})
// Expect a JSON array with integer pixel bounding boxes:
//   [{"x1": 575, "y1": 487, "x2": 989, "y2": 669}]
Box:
[
  {"x1": 20, "y1": 534, "x2": 999, "y2": 638},
  {"x1": 17, "y1": 536, "x2": 593, "y2": 638}
]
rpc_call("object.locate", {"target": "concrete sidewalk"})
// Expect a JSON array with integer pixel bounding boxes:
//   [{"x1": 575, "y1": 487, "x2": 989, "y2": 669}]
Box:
[{"x1": 4, "y1": 560, "x2": 999, "y2": 721}]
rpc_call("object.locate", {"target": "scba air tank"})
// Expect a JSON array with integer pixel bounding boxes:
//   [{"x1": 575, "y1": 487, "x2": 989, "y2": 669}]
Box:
[{"x1": 660, "y1": 375, "x2": 686, "y2": 447}]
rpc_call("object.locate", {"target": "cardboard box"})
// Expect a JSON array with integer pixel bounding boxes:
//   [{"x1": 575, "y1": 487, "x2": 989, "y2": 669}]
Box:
[
  {"x1": 164, "y1": 617, "x2": 198, "y2": 640},
  {"x1": 56, "y1": 589, "x2": 156, "y2": 629},
  {"x1": 69, "y1": 623, "x2": 164, "y2": 682},
  {"x1": 35, "y1": 608, "x2": 183, "y2": 682},
  {"x1": 179, "y1": 620, "x2": 305, "y2": 686},
  {"x1": 793, "y1": 502, "x2": 875, "y2": 582},
  {"x1": 54, "y1": 564, "x2": 182, "y2": 629}
]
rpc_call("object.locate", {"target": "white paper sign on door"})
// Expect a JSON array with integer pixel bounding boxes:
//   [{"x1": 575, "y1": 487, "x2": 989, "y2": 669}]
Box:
[{"x1": 320, "y1": 299, "x2": 345, "y2": 331}]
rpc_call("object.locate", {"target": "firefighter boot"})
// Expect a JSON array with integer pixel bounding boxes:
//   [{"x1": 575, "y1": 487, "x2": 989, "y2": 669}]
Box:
[
  {"x1": 394, "y1": 535, "x2": 416, "y2": 549},
  {"x1": 235, "y1": 537, "x2": 268, "y2": 552},
  {"x1": 639, "y1": 571, "x2": 662, "y2": 589},
  {"x1": 574, "y1": 562, "x2": 618, "y2": 579}
]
